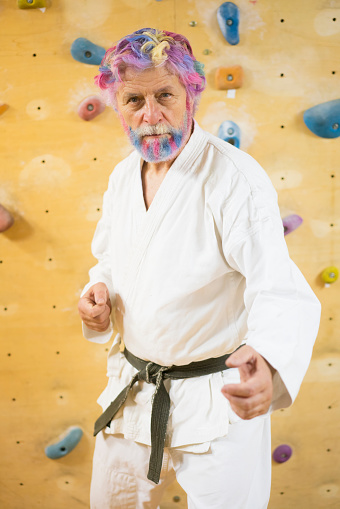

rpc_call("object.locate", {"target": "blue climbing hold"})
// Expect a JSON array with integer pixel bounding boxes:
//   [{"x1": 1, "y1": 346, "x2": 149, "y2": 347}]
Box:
[
  {"x1": 71, "y1": 38, "x2": 106, "y2": 65},
  {"x1": 217, "y1": 2, "x2": 240, "y2": 45},
  {"x1": 303, "y1": 99, "x2": 340, "y2": 139},
  {"x1": 45, "y1": 426, "x2": 83, "y2": 459},
  {"x1": 218, "y1": 121, "x2": 241, "y2": 148}
]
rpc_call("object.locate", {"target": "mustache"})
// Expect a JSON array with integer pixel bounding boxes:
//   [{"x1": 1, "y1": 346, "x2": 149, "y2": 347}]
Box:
[{"x1": 133, "y1": 124, "x2": 173, "y2": 136}]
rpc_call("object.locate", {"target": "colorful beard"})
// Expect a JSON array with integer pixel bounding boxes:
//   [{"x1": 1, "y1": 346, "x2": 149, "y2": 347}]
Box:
[{"x1": 120, "y1": 108, "x2": 192, "y2": 163}]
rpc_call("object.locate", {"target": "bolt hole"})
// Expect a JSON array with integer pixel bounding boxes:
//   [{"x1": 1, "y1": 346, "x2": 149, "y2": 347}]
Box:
[
  {"x1": 281, "y1": 177, "x2": 285, "y2": 180},
  {"x1": 280, "y1": 73, "x2": 284, "y2": 77},
  {"x1": 280, "y1": 19, "x2": 285, "y2": 23},
  {"x1": 42, "y1": 160, "x2": 45, "y2": 164},
  {"x1": 56, "y1": 351, "x2": 60, "y2": 355},
  {"x1": 33, "y1": 54, "x2": 37, "y2": 57},
  {"x1": 327, "y1": 448, "x2": 331, "y2": 452},
  {"x1": 328, "y1": 406, "x2": 332, "y2": 409},
  {"x1": 332, "y1": 71, "x2": 336, "y2": 74},
  {"x1": 60, "y1": 447, "x2": 66, "y2": 452},
  {"x1": 280, "y1": 125, "x2": 285, "y2": 129},
  {"x1": 16, "y1": 441, "x2": 20, "y2": 444},
  {"x1": 280, "y1": 492, "x2": 285, "y2": 495},
  {"x1": 173, "y1": 496, "x2": 181, "y2": 502},
  {"x1": 333, "y1": 18, "x2": 337, "y2": 21},
  {"x1": 85, "y1": 51, "x2": 92, "y2": 58}
]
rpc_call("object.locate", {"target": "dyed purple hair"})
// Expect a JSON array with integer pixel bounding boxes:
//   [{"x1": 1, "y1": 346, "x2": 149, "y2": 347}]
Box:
[{"x1": 94, "y1": 28, "x2": 206, "y2": 114}]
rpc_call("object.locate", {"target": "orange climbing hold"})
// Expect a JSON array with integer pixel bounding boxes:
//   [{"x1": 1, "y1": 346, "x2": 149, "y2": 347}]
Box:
[
  {"x1": 0, "y1": 204, "x2": 14, "y2": 232},
  {"x1": 0, "y1": 103, "x2": 9, "y2": 116},
  {"x1": 215, "y1": 66, "x2": 243, "y2": 90}
]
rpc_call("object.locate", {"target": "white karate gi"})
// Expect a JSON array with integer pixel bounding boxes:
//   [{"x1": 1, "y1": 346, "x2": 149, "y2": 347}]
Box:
[{"x1": 82, "y1": 120, "x2": 321, "y2": 508}]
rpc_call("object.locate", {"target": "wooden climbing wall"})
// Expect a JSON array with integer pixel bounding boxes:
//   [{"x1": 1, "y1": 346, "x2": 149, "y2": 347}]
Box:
[{"x1": 0, "y1": 0, "x2": 339, "y2": 507}]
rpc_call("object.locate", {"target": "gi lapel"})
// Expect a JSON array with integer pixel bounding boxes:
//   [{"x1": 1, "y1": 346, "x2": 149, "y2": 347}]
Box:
[{"x1": 123, "y1": 121, "x2": 207, "y2": 304}]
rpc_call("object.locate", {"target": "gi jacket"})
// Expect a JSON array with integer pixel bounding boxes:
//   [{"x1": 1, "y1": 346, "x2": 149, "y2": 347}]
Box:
[{"x1": 81, "y1": 120, "x2": 321, "y2": 449}]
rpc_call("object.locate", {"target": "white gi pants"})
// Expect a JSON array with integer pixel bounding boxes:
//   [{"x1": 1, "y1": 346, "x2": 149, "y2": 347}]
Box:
[{"x1": 90, "y1": 416, "x2": 271, "y2": 509}]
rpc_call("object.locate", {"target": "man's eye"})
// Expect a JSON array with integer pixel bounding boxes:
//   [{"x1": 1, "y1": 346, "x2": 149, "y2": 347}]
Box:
[
  {"x1": 128, "y1": 97, "x2": 140, "y2": 103},
  {"x1": 160, "y1": 93, "x2": 171, "y2": 98}
]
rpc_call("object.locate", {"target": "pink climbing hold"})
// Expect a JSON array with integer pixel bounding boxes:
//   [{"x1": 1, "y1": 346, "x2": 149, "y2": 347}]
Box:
[
  {"x1": 78, "y1": 95, "x2": 105, "y2": 121},
  {"x1": 0, "y1": 204, "x2": 14, "y2": 232},
  {"x1": 282, "y1": 214, "x2": 303, "y2": 236}
]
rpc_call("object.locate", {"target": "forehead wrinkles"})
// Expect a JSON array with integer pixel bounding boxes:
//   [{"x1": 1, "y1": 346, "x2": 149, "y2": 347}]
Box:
[{"x1": 119, "y1": 68, "x2": 184, "y2": 98}]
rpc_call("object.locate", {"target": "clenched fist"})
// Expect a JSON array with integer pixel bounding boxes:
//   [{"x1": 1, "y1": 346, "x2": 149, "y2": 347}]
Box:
[{"x1": 78, "y1": 283, "x2": 112, "y2": 332}]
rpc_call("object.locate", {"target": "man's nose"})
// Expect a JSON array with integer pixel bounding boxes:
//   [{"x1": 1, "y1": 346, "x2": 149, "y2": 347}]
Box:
[{"x1": 142, "y1": 98, "x2": 163, "y2": 124}]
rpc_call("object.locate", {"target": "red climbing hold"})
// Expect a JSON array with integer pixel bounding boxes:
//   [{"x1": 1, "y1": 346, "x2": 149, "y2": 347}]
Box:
[
  {"x1": 78, "y1": 96, "x2": 105, "y2": 121},
  {"x1": 0, "y1": 204, "x2": 14, "y2": 232}
]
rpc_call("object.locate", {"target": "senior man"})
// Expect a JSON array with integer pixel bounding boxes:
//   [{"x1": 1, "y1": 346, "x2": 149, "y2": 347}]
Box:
[{"x1": 78, "y1": 28, "x2": 321, "y2": 509}]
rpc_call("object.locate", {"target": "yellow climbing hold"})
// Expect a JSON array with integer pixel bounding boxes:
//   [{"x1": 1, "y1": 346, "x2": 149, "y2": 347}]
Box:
[
  {"x1": 18, "y1": 0, "x2": 47, "y2": 9},
  {"x1": 321, "y1": 266, "x2": 339, "y2": 285}
]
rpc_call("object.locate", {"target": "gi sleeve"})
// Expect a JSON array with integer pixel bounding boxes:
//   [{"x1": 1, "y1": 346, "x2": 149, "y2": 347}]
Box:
[
  {"x1": 81, "y1": 173, "x2": 115, "y2": 344},
  {"x1": 221, "y1": 171, "x2": 321, "y2": 411}
]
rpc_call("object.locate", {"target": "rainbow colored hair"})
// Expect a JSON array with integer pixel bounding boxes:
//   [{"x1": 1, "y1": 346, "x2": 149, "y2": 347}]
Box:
[{"x1": 94, "y1": 28, "x2": 206, "y2": 114}]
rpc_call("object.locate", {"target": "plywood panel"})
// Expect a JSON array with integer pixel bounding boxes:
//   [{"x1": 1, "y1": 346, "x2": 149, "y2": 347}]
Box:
[{"x1": 0, "y1": 0, "x2": 339, "y2": 507}]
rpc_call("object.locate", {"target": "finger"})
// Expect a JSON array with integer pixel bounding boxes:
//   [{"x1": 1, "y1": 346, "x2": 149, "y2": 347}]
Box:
[
  {"x1": 90, "y1": 303, "x2": 107, "y2": 319},
  {"x1": 221, "y1": 374, "x2": 267, "y2": 398},
  {"x1": 223, "y1": 392, "x2": 271, "y2": 420},
  {"x1": 93, "y1": 288, "x2": 108, "y2": 306},
  {"x1": 83, "y1": 319, "x2": 111, "y2": 333},
  {"x1": 226, "y1": 345, "x2": 254, "y2": 369}
]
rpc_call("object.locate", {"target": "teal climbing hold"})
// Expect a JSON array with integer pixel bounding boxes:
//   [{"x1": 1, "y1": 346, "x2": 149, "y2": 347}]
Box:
[
  {"x1": 71, "y1": 38, "x2": 106, "y2": 65},
  {"x1": 45, "y1": 426, "x2": 83, "y2": 459},
  {"x1": 217, "y1": 2, "x2": 240, "y2": 45},
  {"x1": 303, "y1": 99, "x2": 340, "y2": 139},
  {"x1": 218, "y1": 121, "x2": 241, "y2": 148}
]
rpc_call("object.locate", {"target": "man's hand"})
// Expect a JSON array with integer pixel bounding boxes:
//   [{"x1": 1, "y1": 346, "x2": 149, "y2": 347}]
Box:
[
  {"x1": 78, "y1": 283, "x2": 112, "y2": 332},
  {"x1": 221, "y1": 345, "x2": 275, "y2": 420}
]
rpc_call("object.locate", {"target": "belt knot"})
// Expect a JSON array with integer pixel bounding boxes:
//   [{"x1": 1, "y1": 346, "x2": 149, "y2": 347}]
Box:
[{"x1": 143, "y1": 362, "x2": 172, "y2": 389}]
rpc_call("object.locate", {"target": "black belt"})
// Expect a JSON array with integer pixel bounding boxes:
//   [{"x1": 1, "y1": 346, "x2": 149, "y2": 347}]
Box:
[{"x1": 93, "y1": 345, "x2": 243, "y2": 484}]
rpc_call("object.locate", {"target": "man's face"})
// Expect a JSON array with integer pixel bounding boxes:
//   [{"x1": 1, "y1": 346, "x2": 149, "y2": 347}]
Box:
[{"x1": 116, "y1": 66, "x2": 193, "y2": 163}]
